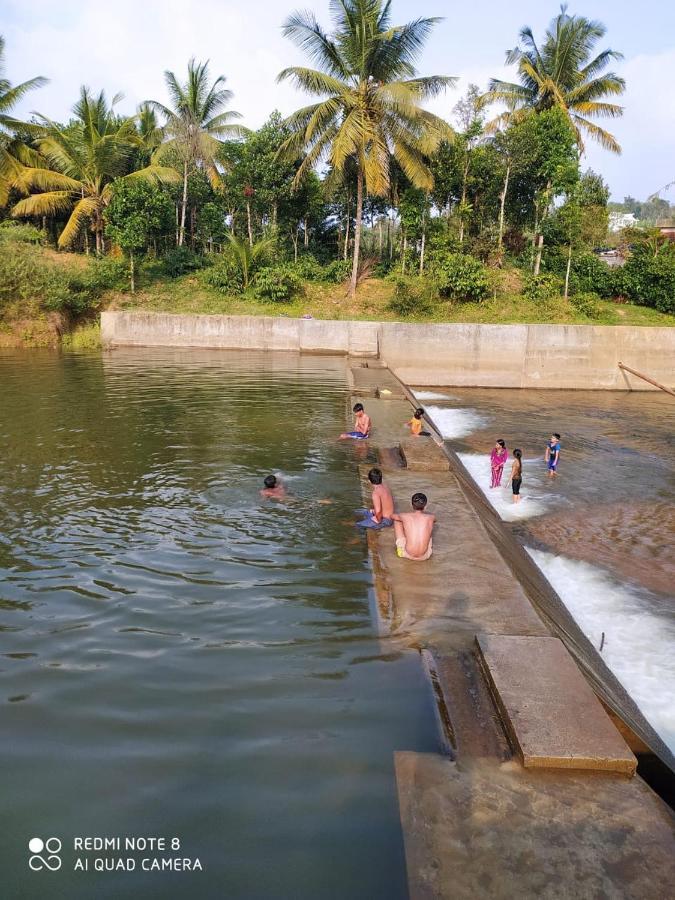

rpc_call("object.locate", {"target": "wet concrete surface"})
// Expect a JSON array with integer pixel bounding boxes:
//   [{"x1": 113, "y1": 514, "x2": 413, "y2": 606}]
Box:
[
  {"x1": 477, "y1": 634, "x2": 636, "y2": 774},
  {"x1": 348, "y1": 369, "x2": 675, "y2": 898},
  {"x1": 395, "y1": 752, "x2": 675, "y2": 900}
]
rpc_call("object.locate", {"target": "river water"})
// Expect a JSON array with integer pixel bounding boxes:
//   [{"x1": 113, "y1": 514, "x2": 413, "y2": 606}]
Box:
[
  {"x1": 0, "y1": 349, "x2": 437, "y2": 900},
  {"x1": 416, "y1": 388, "x2": 675, "y2": 754}
]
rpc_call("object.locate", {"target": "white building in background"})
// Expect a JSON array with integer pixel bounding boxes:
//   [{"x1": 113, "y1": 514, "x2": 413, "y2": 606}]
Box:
[{"x1": 609, "y1": 212, "x2": 638, "y2": 232}]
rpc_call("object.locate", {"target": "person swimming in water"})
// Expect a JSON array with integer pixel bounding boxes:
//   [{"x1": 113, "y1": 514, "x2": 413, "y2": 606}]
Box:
[
  {"x1": 406, "y1": 407, "x2": 431, "y2": 437},
  {"x1": 356, "y1": 468, "x2": 395, "y2": 529},
  {"x1": 339, "y1": 403, "x2": 371, "y2": 440},
  {"x1": 260, "y1": 474, "x2": 286, "y2": 499},
  {"x1": 392, "y1": 493, "x2": 435, "y2": 561}
]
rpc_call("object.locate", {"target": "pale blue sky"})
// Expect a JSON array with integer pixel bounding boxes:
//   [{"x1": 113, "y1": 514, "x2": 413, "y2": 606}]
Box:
[{"x1": 4, "y1": 1, "x2": 675, "y2": 201}]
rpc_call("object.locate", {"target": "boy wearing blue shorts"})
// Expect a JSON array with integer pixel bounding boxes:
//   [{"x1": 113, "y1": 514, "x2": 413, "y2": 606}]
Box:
[
  {"x1": 340, "y1": 403, "x2": 371, "y2": 440},
  {"x1": 545, "y1": 433, "x2": 561, "y2": 477}
]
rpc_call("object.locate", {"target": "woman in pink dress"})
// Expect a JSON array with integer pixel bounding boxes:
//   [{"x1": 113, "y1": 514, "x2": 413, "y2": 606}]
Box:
[{"x1": 490, "y1": 439, "x2": 508, "y2": 488}]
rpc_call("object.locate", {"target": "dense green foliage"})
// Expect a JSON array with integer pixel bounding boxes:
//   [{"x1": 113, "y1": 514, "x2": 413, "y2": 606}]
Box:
[
  {"x1": 0, "y1": 5, "x2": 673, "y2": 335},
  {"x1": 430, "y1": 251, "x2": 491, "y2": 301},
  {"x1": 617, "y1": 239, "x2": 675, "y2": 314}
]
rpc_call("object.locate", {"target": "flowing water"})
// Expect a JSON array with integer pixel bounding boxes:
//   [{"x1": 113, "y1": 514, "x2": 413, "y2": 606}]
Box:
[
  {"x1": 0, "y1": 349, "x2": 438, "y2": 900},
  {"x1": 418, "y1": 387, "x2": 675, "y2": 754}
]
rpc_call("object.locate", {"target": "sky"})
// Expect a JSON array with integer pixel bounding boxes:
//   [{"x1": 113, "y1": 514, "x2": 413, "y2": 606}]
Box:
[{"x1": 4, "y1": 0, "x2": 675, "y2": 202}]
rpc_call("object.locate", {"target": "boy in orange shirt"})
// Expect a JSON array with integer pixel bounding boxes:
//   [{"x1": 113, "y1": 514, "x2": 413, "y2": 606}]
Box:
[{"x1": 405, "y1": 407, "x2": 431, "y2": 437}]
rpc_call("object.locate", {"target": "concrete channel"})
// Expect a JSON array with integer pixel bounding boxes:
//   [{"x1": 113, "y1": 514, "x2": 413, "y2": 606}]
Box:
[{"x1": 347, "y1": 362, "x2": 675, "y2": 900}]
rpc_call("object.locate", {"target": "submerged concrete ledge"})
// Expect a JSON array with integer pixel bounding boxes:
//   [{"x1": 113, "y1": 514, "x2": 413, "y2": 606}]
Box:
[{"x1": 101, "y1": 312, "x2": 675, "y2": 390}]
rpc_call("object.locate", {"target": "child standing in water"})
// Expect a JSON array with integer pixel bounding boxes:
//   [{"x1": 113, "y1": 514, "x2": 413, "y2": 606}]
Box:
[
  {"x1": 545, "y1": 433, "x2": 561, "y2": 477},
  {"x1": 510, "y1": 449, "x2": 523, "y2": 503},
  {"x1": 490, "y1": 439, "x2": 508, "y2": 488},
  {"x1": 405, "y1": 408, "x2": 431, "y2": 437},
  {"x1": 340, "y1": 403, "x2": 371, "y2": 440}
]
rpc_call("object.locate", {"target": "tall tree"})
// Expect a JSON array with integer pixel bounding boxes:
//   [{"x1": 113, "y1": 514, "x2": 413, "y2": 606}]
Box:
[
  {"x1": 486, "y1": 5, "x2": 625, "y2": 153},
  {"x1": 149, "y1": 59, "x2": 243, "y2": 246},
  {"x1": 278, "y1": 0, "x2": 454, "y2": 296},
  {"x1": 0, "y1": 34, "x2": 48, "y2": 206},
  {"x1": 12, "y1": 88, "x2": 178, "y2": 252}
]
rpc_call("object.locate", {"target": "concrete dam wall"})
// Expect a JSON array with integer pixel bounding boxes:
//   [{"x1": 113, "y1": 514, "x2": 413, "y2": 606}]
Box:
[{"x1": 101, "y1": 312, "x2": 675, "y2": 391}]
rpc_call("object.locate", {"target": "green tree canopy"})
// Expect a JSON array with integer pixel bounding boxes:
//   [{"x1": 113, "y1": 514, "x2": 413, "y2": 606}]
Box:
[
  {"x1": 277, "y1": 0, "x2": 455, "y2": 295},
  {"x1": 487, "y1": 5, "x2": 625, "y2": 153}
]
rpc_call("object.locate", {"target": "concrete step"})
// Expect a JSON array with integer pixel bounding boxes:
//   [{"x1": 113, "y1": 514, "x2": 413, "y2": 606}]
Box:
[
  {"x1": 395, "y1": 751, "x2": 675, "y2": 900},
  {"x1": 477, "y1": 634, "x2": 637, "y2": 775},
  {"x1": 399, "y1": 437, "x2": 450, "y2": 472},
  {"x1": 424, "y1": 650, "x2": 512, "y2": 762},
  {"x1": 349, "y1": 366, "x2": 406, "y2": 398}
]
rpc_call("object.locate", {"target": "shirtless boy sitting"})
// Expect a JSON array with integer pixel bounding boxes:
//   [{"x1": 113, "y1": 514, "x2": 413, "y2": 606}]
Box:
[
  {"x1": 260, "y1": 474, "x2": 286, "y2": 499},
  {"x1": 356, "y1": 468, "x2": 395, "y2": 529},
  {"x1": 392, "y1": 493, "x2": 435, "y2": 560},
  {"x1": 339, "y1": 403, "x2": 371, "y2": 440}
]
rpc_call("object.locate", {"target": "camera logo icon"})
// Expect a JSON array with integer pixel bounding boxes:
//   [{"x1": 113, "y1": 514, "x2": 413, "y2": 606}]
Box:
[{"x1": 28, "y1": 837, "x2": 62, "y2": 871}]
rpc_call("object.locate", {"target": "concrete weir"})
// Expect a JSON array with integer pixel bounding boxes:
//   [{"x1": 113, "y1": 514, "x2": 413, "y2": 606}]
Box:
[
  {"x1": 347, "y1": 365, "x2": 675, "y2": 899},
  {"x1": 101, "y1": 312, "x2": 675, "y2": 391}
]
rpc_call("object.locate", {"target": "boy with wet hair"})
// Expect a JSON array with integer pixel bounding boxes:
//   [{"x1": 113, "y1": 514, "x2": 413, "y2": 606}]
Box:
[
  {"x1": 545, "y1": 433, "x2": 561, "y2": 477},
  {"x1": 406, "y1": 408, "x2": 431, "y2": 437},
  {"x1": 356, "y1": 467, "x2": 395, "y2": 529},
  {"x1": 392, "y1": 492, "x2": 435, "y2": 561},
  {"x1": 340, "y1": 403, "x2": 371, "y2": 440},
  {"x1": 260, "y1": 474, "x2": 286, "y2": 499}
]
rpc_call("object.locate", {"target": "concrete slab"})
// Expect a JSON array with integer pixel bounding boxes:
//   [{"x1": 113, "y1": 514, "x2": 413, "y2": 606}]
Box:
[
  {"x1": 395, "y1": 751, "x2": 675, "y2": 900},
  {"x1": 363, "y1": 469, "x2": 548, "y2": 653},
  {"x1": 399, "y1": 437, "x2": 450, "y2": 472},
  {"x1": 349, "y1": 365, "x2": 406, "y2": 398},
  {"x1": 477, "y1": 634, "x2": 636, "y2": 775}
]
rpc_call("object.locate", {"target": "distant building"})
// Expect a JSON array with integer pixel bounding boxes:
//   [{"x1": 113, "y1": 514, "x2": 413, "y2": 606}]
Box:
[
  {"x1": 609, "y1": 212, "x2": 638, "y2": 232},
  {"x1": 656, "y1": 219, "x2": 675, "y2": 242}
]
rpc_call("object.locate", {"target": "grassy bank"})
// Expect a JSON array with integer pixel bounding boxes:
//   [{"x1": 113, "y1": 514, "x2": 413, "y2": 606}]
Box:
[
  {"x1": 2, "y1": 242, "x2": 674, "y2": 351},
  {"x1": 109, "y1": 271, "x2": 675, "y2": 328}
]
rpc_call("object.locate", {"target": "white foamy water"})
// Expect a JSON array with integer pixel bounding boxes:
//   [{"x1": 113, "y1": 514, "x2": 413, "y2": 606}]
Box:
[
  {"x1": 457, "y1": 452, "x2": 556, "y2": 521},
  {"x1": 426, "y1": 406, "x2": 489, "y2": 439},
  {"x1": 527, "y1": 548, "x2": 675, "y2": 754},
  {"x1": 413, "y1": 391, "x2": 459, "y2": 402}
]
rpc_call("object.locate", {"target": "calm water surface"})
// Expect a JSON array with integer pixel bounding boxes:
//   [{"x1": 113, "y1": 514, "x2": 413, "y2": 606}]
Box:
[{"x1": 1, "y1": 349, "x2": 437, "y2": 900}]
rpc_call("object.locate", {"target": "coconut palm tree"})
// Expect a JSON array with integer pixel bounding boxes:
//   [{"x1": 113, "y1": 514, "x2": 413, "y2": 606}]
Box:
[
  {"x1": 0, "y1": 34, "x2": 48, "y2": 206},
  {"x1": 278, "y1": 0, "x2": 455, "y2": 296},
  {"x1": 149, "y1": 59, "x2": 243, "y2": 246},
  {"x1": 12, "y1": 87, "x2": 178, "y2": 252},
  {"x1": 486, "y1": 5, "x2": 625, "y2": 154},
  {"x1": 136, "y1": 102, "x2": 164, "y2": 164}
]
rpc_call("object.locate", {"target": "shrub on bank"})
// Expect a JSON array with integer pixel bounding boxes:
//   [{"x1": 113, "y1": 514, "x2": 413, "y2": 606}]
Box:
[
  {"x1": 0, "y1": 241, "x2": 123, "y2": 318},
  {"x1": 290, "y1": 254, "x2": 324, "y2": 282},
  {"x1": 253, "y1": 265, "x2": 303, "y2": 302},
  {"x1": 200, "y1": 256, "x2": 244, "y2": 294},
  {"x1": 615, "y1": 244, "x2": 675, "y2": 314},
  {"x1": 569, "y1": 291, "x2": 602, "y2": 319},
  {"x1": 162, "y1": 246, "x2": 204, "y2": 277},
  {"x1": 387, "y1": 275, "x2": 438, "y2": 317},
  {"x1": 323, "y1": 259, "x2": 352, "y2": 283},
  {"x1": 429, "y1": 251, "x2": 491, "y2": 301},
  {"x1": 0, "y1": 221, "x2": 46, "y2": 244},
  {"x1": 523, "y1": 272, "x2": 563, "y2": 304}
]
